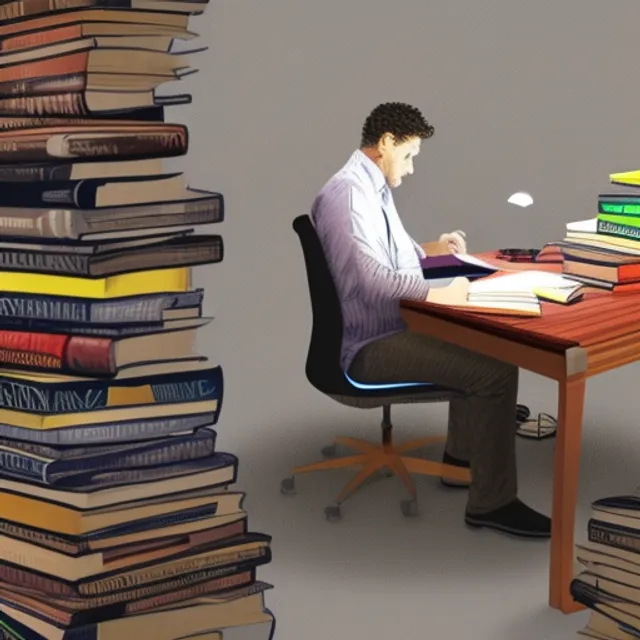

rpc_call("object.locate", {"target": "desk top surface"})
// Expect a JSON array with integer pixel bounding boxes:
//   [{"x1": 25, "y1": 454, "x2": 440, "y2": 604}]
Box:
[{"x1": 400, "y1": 252, "x2": 640, "y2": 352}]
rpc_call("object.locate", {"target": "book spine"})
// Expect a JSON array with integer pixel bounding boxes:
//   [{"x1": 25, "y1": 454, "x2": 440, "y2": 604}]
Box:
[
  {"x1": 58, "y1": 129, "x2": 188, "y2": 162},
  {"x1": 0, "y1": 412, "x2": 214, "y2": 445},
  {"x1": 0, "y1": 127, "x2": 187, "y2": 164},
  {"x1": 123, "y1": 569, "x2": 252, "y2": 613},
  {"x1": 0, "y1": 0, "x2": 131, "y2": 22},
  {"x1": 0, "y1": 564, "x2": 75, "y2": 596},
  {"x1": 0, "y1": 330, "x2": 114, "y2": 375},
  {"x1": 0, "y1": 366, "x2": 222, "y2": 413},
  {"x1": 599, "y1": 201, "x2": 640, "y2": 216},
  {"x1": 0, "y1": 164, "x2": 74, "y2": 180},
  {"x1": 82, "y1": 545, "x2": 271, "y2": 596},
  {"x1": 0, "y1": 51, "x2": 89, "y2": 84},
  {"x1": 0, "y1": 208, "x2": 73, "y2": 239},
  {"x1": 0, "y1": 92, "x2": 91, "y2": 117},
  {"x1": 0, "y1": 24, "x2": 84, "y2": 51},
  {"x1": 597, "y1": 218, "x2": 640, "y2": 239},
  {"x1": 50, "y1": 432, "x2": 216, "y2": 480},
  {"x1": 0, "y1": 114, "x2": 164, "y2": 131},
  {"x1": 0, "y1": 73, "x2": 87, "y2": 99},
  {"x1": 0, "y1": 519, "x2": 88, "y2": 555},
  {"x1": 588, "y1": 518, "x2": 640, "y2": 554},
  {"x1": 0, "y1": 290, "x2": 203, "y2": 324},
  {"x1": 0, "y1": 435, "x2": 215, "y2": 485},
  {"x1": 0, "y1": 249, "x2": 91, "y2": 275}
]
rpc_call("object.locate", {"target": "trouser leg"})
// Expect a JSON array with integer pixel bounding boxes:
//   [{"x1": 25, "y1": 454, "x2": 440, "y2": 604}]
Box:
[{"x1": 347, "y1": 330, "x2": 519, "y2": 513}]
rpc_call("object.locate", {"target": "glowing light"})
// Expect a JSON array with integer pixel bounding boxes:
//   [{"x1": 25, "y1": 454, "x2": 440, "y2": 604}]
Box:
[{"x1": 507, "y1": 192, "x2": 534, "y2": 208}]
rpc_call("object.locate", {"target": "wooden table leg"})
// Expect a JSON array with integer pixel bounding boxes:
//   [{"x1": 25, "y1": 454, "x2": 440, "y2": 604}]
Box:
[{"x1": 549, "y1": 375, "x2": 587, "y2": 613}]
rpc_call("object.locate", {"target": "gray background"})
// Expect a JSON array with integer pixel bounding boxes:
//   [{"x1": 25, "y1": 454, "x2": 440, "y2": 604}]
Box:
[{"x1": 173, "y1": 1, "x2": 640, "y2": 638}]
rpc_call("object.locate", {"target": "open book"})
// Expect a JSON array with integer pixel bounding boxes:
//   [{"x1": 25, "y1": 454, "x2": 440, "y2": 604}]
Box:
[{"x1": 428, "y1": 270, "x2": 585, "y2": 316}]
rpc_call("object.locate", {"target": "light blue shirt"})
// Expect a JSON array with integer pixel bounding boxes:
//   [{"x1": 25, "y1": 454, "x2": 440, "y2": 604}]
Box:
[{"x1": 310, "y1": 149, "x2": 431, "y2": 372}]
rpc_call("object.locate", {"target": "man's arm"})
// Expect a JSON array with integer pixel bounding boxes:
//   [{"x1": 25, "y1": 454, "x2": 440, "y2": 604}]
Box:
[{"x1": 313, "y1": 183, "x2": 431, "y2": 303}]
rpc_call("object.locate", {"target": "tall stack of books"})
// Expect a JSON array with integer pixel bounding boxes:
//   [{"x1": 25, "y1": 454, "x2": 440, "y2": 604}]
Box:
[
  {"x1": 558, "y1": 170, "x2": 640, "y2": 294},
  {"x1": 572, "y1": 495, "x2": 640, "y2": 639},
  {"x1": 0, "y1": 2, "x2": 275, "y2": 639}
]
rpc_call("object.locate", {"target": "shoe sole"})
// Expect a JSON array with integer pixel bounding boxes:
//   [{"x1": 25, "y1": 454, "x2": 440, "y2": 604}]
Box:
[
  {"x1": 440, "y1": 478, "x2": 470, "y2": 489},
  {"x1": 464, "y1": 517, "x2": 551, "y2": 538}
]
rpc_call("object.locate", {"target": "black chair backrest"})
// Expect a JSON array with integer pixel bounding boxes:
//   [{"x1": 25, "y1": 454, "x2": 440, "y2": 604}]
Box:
[{"x1": 293, "y1": 214, "x2": 355, "y2": 396}]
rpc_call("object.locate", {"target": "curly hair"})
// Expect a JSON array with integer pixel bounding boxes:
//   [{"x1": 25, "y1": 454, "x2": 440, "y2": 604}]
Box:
[{"x1": 360, "y1": 102, "x2": 434, "y2": 147}]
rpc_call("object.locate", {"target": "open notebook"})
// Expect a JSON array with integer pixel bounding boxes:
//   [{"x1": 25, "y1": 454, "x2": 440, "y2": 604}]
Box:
[{"x1": 429, "y1": 270, "x2": 585, "y2": 316}]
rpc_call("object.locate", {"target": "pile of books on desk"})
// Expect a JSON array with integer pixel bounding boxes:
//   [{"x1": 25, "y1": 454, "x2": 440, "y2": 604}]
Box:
[
  {"x1": 0, "y1": 2, "x2": 275, "y2": 639},
  {"x1": 572, "y1": 494, "x2": 640, "y2": 639},
  {"x1": 559, "y1": 170, "x2": 640, "y2": 293}
]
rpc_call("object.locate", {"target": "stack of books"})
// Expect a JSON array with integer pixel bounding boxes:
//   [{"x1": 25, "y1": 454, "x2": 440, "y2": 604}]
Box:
[
  {"x1": 572, "y1": 495, "x2": 640, "y2": 639},
  {"x1": 0, "y1": 2, "x2": 275, "y2": 639},
  {"x1": 558, "y1": 170, "x2": 640, "y2": 294}
]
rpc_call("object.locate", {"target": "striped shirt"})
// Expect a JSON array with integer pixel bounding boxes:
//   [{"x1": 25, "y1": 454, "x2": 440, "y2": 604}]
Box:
[{"x1": 311, "y1": 149, "x2": 431, "y2": 372}]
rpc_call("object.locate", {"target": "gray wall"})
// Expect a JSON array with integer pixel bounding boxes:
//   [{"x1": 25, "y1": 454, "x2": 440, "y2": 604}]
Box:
[
  {"x1": 177, "y1": 0, "x2": 640, "y2": 430},
  {"x1": 167, "y1": 1, "x2": 640, "y2": 636}
]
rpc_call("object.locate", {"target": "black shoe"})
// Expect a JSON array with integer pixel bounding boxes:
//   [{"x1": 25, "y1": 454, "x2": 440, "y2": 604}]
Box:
[
  {"x1": 465, "y1": 499, "x2": 551, "y2": 538},
  {"x1": 440, "y1": 451, "x2": 471, "y2": 489}
]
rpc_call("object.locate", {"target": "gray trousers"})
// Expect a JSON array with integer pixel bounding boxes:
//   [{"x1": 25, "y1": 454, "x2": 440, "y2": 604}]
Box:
[{"x1": 347, "y1": 330, "x2": 518, "y2": 514}]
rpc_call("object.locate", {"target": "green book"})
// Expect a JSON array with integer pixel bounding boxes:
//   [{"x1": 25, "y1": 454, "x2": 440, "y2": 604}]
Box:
[
  {"x1": 598, "y1": 213, "x2": 640, "y2": 230},
  {"x1": 599, "y1": 201, "x2": 640, "y2": 216}
]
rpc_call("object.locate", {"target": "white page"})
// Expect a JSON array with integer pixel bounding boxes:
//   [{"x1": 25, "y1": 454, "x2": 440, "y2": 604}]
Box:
[
  {"x1": 453, "y1": 253, "x2": 498, "y2": 270},
  {"x1": 566, "y1": 218, "x2": 597, "y2": 233},
  {"x1": 468, "y1": 270, "x2": 581, "y2": 294}
]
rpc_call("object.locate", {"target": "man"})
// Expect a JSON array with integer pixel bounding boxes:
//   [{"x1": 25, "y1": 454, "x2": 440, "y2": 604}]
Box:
[{"x1": 310, "y1": 102, "x2": 550, "y2": 538}]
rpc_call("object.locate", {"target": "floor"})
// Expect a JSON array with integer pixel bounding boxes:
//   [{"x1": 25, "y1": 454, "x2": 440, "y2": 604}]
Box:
[{"x1": 218, "y1": 366, "x2": 640, "y2": 640}]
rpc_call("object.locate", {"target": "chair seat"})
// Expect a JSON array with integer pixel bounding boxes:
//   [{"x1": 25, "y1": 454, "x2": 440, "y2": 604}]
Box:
[{"x1": 318, "y1": 373, "x2": 460, "y2": 409}]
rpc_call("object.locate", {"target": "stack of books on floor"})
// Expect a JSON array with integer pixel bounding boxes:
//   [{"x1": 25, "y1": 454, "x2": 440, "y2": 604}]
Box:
[
  {"x1": 558, "y1": 170, "x2": 640, "y2": 294},
  {"x1": 571, "y1": 495, "x2": 640, "y2": 639},
  {"x1": 0, "y1": 2, "x2": 275, "y2": 639}
]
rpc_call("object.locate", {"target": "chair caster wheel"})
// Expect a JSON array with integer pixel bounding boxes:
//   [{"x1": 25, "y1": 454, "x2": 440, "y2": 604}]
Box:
[
  {"x1": 401, "y1": 498, "x2": 419, "y2": 517},
  {"x1": 321, "y1": 444, "x2": 338, "y2": 458},
  {"x1": 325, "y1": 505, "x2": 342, "y2": 522},
  {"x1": 280, "y1": 477, "x2": 296, "y2": 495}
]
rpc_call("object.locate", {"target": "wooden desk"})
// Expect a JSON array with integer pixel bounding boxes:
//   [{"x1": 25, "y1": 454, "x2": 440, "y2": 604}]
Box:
[{"x1": 400, "y1": 256, "x2": 640, "y2": 614}]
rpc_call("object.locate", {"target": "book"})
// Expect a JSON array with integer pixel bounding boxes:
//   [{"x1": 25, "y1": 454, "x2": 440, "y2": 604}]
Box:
[
  {"x1": 0, "y1": 22, "x2": 198, "y2": 54},
  {"x1": 420, "y1": 253, "x2": 498, "y2": 280},
  {"x1": 610, "y1": 169, "x2": 640, "y2": 187},
  {"x1": 0, "y1": 0, "x2": 210, "y2": 23},
  {"x1": 0, "y1": 122, "x2": 189, "y2": 165},
  {"x1": 0, "y1": 266, "x2": 192, "y2": 298},
  {"x1": 0, "y1": 191, "x2": 223, "y2": 241},
  {"x1": 0, "y1": 9, "x2": 192, "y2": 38},
  {"x1": 427, "y1": 269, "x2": 584, "y2": 316},
  {"x1": 0, "y1": 233, "x2": 224, "y2": 279}
]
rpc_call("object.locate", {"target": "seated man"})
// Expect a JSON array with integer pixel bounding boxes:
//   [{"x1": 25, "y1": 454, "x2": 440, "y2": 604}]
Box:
[{"x1": 310, "y1": 101, "x2": 550, "y2": 538}]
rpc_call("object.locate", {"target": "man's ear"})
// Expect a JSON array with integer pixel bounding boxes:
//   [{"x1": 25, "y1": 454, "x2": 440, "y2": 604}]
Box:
[{"x1": 378, "y1": 132, "x2": 395, "y2": 152}]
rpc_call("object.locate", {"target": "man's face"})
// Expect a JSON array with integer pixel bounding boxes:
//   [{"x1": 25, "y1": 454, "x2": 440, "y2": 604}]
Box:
[{"x1": 379, "y1": 134, "x2": 421, "y2": 188}]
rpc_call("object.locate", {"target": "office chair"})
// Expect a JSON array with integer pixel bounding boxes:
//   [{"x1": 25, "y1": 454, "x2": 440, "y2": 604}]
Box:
[{"x1": 280, "y1": 214, "x2": 471, "y2": 521}]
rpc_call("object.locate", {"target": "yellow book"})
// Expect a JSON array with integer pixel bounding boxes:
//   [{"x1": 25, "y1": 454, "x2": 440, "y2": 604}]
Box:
[
  {"x1": 0, "y1": 267, "x2": 190, "y2": 298},
  {"x1": 610, "y1": 169, "x2": 640, "y2": 186}
]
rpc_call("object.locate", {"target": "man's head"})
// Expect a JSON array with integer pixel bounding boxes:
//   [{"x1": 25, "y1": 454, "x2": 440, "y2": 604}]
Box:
[{"x1": 360, "y1": 102, "x2": 434, "y2": 188}]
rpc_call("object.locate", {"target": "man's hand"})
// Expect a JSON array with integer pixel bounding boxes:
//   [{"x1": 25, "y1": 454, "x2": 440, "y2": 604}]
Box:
[
  {"x1": 439, "y1": 230, "x2": 467, "y2": 254},
  {"x1": 425, "y1": 276, "x2": 470, "y2": 305},
  {"x1": 421, "y1": 230, "x2": 468, "y2": 256}
]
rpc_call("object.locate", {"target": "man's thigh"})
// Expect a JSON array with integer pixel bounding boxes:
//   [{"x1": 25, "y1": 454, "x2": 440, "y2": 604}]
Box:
[{"x1": 348, "y1": 330, "x2": 515, "y2": 392}]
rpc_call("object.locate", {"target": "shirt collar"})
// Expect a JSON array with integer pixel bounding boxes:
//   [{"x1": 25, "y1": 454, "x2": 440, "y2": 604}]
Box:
[{"x1": 355, "y1": 149, "x2": 389, "y2": 202}]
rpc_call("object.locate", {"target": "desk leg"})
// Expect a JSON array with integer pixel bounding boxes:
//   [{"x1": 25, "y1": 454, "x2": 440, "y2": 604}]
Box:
[{"x1": 549, "y1": 375, "x2": 586, "y2": 614}]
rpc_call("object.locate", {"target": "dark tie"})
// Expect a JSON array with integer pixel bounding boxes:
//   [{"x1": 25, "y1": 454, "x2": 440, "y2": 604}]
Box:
[{"x1": 380, "y1": 188, "x2": 396, "y2": 265}]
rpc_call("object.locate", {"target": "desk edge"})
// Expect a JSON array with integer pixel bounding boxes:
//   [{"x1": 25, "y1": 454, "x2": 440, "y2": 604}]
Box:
[{"x1": 566, "y1": 346, "x2": 588, "y2": 377}]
